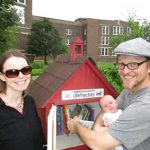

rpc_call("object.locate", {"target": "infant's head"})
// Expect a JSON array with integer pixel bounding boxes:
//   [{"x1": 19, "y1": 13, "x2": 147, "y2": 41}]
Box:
[{"x1": 100, "y1": 95, "x2": 118, "y2": 113}]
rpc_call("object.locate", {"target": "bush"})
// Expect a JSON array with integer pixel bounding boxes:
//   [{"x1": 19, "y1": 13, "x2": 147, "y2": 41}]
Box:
[
  {"x1": 32, "y1": 69, "x2": 44, "y2": 76},
  {"x1": 32, "y1": 60, "x2": 45, "y2": 69},
  {"x1": 31, "y1": 60, "x2": 52, "y2": 76},
  {"x1": 97, "y1": 62, "x2": 124, "y2": 93}
]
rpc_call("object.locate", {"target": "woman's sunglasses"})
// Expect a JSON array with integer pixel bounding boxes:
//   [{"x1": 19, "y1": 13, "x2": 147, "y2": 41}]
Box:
[{"x1": 3, "y1": 66, "x2": 32, "y2": 78}]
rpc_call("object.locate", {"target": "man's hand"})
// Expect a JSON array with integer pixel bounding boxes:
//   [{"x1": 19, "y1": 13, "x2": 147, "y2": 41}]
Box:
[{"x1": 67, "y1": 116, "x2": 80, "y2": 133}]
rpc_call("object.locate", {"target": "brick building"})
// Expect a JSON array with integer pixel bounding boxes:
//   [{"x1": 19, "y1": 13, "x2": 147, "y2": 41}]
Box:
[
  {"x1": 13, "y1": 0, "x2": 32, "y2": 50},
  {"x1": 14, "y1": 0, "x2": 130, "y2": 62}
]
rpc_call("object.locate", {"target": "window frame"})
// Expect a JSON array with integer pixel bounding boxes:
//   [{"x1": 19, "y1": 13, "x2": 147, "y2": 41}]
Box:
[
  {"x1": 66, "y1": 39, "x2": 71, "y2": 45},
  {"x1": 100, "y1": 47, "x2": 109, "y2": 56},
  {"x1": 101, "y1": 36, "x2": 109, "y2": 45},
  {"x1": 66, "y1": 29, "x2": 72, "y2": 35},
  {"x1": 17, "y1": 0, "x2": 26, "y2": 5},
  {"x1": 102, "y1": 26, "x2": 109, "y2": 35},
  {"x1": 113, "y1": 26, "x2": 124, "y2": 35}
]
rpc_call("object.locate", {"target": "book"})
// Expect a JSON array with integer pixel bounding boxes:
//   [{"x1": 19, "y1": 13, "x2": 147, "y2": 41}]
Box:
[
  {"x1": 59, "y1": 106, "x2": 64, "y2": 135},
  {"x1": 71, "y1": 104, "x2": 82, "y2": 118},
  {"x1": 80, "y1": 120, "x2": 94, "y2": 129},
  {"x1": 62, "y1": 105, "x2": 70, "y2": 135},
  {"x1": 56, "y1": 106, "x2": 63, "y2": 135},
  {"x1": 71, "y1": 104, "x2": 95, "y2": 121},
  {"x1": 82, "y1": 104, "x2": 91, "y2": 120},
  {"x1": 78, "y1": 104, "x2": 88, "y2": 120},
  {"x1": 88, "y1": 107, "x2": 95, "y2": 121}
]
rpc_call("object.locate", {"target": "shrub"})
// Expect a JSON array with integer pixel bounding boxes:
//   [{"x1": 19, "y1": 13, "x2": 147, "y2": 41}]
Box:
[
  {"x1": 97, "y1": 62, "x2": 124, "y2": 93},
  {"x1": 31, "y1": 60, "x2": 45, "y2": 69},
  {"x1": 31, "y1": 60, "x2": 52, "y2": 76},
  {"x1": 32, "y1": 69, "x2": 44, "y2": 76}
]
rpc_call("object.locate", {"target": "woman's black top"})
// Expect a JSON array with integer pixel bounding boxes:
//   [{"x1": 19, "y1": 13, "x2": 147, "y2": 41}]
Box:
[{"x1": 0, "y1": 95, "x2": 46, "y2": 150}]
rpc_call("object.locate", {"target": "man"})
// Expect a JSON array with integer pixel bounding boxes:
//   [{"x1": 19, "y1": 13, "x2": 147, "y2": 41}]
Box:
[{"x1": 67, "y1": 38, "x2": 150, "y2": 150}]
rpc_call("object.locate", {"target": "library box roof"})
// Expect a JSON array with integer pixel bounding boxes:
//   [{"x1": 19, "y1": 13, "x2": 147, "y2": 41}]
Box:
[{"x1": 28, "y1": 54, "x2": 118, "y2": 108}]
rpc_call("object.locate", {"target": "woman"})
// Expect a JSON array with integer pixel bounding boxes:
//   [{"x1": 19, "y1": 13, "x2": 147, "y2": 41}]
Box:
[{"x1": 0, "y1": 50, "x2": 46, "y2": 150}]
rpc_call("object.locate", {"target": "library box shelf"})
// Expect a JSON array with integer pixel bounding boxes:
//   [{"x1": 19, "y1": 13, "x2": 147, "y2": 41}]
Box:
[{"x1": 54, "y1": 100, "x2": 101, "y2": 150}]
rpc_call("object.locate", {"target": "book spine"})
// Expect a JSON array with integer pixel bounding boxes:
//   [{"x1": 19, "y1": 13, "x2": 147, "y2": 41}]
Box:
[
  {"x1": 88, "y1": 107, "x2": 95, "y2": 121},
  {"x1": 62, "y1": 105, "x2": 70, "y2": 135},
  {"x1": 56, "y1": 106, "x2": 62, "y2": 135},
  {"x1": 59, "y1": 106, "x2": 64, "y2": 135}
]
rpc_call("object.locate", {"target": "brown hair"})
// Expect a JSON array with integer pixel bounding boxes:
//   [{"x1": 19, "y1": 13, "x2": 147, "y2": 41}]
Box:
[{"x1": 0, "y1": 50, "x2": 30, "y2": 93}]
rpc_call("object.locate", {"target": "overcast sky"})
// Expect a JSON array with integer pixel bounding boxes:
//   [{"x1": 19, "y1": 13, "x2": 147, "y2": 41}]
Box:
[{"x1": 32, "y1": 0, "x2": 150, "y2": 22}]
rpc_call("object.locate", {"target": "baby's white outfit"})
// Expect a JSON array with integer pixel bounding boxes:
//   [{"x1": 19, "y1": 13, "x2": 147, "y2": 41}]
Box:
[{"x1": 102, "y1": 109, "x2": 123, "y2": 150}]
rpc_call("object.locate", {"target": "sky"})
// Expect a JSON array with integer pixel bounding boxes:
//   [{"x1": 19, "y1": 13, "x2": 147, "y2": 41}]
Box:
[{"x1": 32, "y1": 0, "x2": 150, "y2": 22}]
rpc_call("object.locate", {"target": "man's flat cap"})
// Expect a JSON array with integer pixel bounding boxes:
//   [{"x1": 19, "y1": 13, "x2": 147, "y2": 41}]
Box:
[{"x1": 114, "y1": 38, "x2": 150, "y2": 57}]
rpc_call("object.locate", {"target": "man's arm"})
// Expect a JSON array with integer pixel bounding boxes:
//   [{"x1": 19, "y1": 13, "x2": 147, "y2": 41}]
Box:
[
  {"x1": 92, "y1": 111, "x2": 105, "y2": 132},
  {"x1": 67, "y1": 116, "x2": 120, "y2": 150}
]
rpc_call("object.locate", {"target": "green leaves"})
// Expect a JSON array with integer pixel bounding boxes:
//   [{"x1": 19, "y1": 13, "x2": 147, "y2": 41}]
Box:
[
  {"x1": 109, "y1": 17, "x2": 150, "y2": 50},
  {"x1": 27, "y1": 18, "x2": 67, "y2": 64},
  {"x1": 0, "y1": 0, "x2": 20, "y2": 53},
  {"x1": 97, "y1": 62, "x2": 124, "y2": 93}
]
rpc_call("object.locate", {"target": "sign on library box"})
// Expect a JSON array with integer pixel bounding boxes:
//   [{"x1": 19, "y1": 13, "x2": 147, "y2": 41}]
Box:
[{"x1": 62, "y1": 88, "x2": 104, "y2": 100}]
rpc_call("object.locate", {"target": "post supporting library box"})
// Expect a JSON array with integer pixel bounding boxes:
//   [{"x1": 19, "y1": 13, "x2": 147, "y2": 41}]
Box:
[{"x1": 28, "y1": 37, "x2": 118, "y2": 150}]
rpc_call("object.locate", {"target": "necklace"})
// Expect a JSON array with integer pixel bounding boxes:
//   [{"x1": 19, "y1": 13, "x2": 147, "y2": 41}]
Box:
[{"x1": 4, "y1": 98, "x2": 24, "y2": 114}]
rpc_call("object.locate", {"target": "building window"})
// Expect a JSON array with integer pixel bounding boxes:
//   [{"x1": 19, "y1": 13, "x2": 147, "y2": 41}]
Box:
[
  {"x1": 66, "y1": 29, "x2": 72, "y2": 35},
  {"x1": 127, "y1": 27, "x2": 131, "y2": 34},
  {"x1": 111, "y1": 50, "x2": 116, "y2": 56},
  {"x1": 14, "y1": 5, "x2": 25, "y2": 24},
  {"x1": 84, "y1": 39, "x2": 86, "y2": 45},
  {"x1": 17, "y1": 0, "x2": 26, "y2": 5},
  {"x1": 113, "y1": 26, "x2": 124, "y2": 35},
  {"x1": 66, "y1": 39, "x2": 71, "y2": 45},
  {"x1": 84, "y1": 28, "x2": 87, "y2": 35},
  {"x1": 101, "y1": 36, "x2": 109, "y2": 45},
  {"x1": 100, "y1": 47, "x2": 109, "y2": 56},
  {"x1": 102, "y1": 26, "x2": 109, "y2": 35}
]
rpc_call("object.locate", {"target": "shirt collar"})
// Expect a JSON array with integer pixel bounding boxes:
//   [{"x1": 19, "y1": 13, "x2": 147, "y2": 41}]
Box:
[{"x1": 0, "y1": 98, "x2": 5, "y2": 106}]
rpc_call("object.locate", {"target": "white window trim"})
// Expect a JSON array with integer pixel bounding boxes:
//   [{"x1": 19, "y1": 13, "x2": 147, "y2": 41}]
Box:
[
  {"x1": 66, "y1": 39, "x2": 71, "y2": 45},
  {"x1": 84, "y1": 28, "x2": 87, "y2": 35},
  {"x1": 17, "y1": 0, "x2": 26, "y2": 5},
  {"x1": 66, "y1": 29, "x2": 72, "y2": 35},
  {"x1": 102, "y1": 26, "x2": 109, "y2": 35},
  {"x1": 113, "y1": 26, "x2": 124, "y2": 35},
  {"x1": 100, "y1": 47, "x2": 109, "y2": 56},
  {"x1": 111, "y1": 50, "x2": 116, "y2": 56},
  {"x1": 127, "y1": 27, "x2": 131, "y2": 34},
  {"x1": 101, "y1": 36, "x2": 109, "y2": 45},
  {"x1": 14, "y1": 5, "x2": 25, "y2": 24}
]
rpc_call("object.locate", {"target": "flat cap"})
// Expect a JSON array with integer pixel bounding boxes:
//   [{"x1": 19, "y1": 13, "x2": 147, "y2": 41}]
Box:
[{"x1": 113, "y1": 38, "x2": 150, "y2": 57}]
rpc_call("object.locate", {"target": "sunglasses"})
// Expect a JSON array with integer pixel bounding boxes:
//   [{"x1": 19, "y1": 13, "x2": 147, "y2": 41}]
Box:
[{"x1": 3, "y1": 66, "x2": 32, "y2": 78}]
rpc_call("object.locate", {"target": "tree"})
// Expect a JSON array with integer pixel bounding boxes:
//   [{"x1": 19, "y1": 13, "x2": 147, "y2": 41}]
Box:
[
  {"x1": 143, "y1": 22, "x2": 150, "y2": 42},
  {"x1": 128, "y1": 17, "x2": 145, "y2": 39},
  {"x1": 109, "y1": 16, "x2": 149, "y2": 49},
  {"x1": 0, "y1": 0, "x2": 20, "y2": 54},
  {"x1": 97, "y1": 63, "x2": 124, "y2": 93},
  {"x1": 27, "y1": 18, "x2": 67, "y2": 64}
]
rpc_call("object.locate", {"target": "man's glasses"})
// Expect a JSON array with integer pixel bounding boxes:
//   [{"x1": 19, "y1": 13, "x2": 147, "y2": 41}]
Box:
[
  {"x1": 3, "y1": 66, "x2": 32, "y2": 78},
  {"x1": 114, "y1": 59, "x2": 148, "y2": 70}
]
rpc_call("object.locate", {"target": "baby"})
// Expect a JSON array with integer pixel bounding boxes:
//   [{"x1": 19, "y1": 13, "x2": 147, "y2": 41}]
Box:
[{"x1": 99, "y1": 95, "x2": 123, "y2": 150}]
